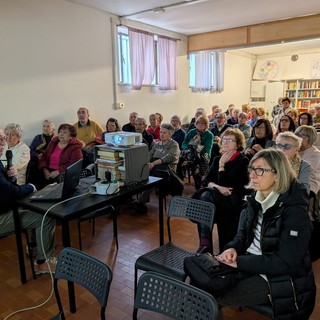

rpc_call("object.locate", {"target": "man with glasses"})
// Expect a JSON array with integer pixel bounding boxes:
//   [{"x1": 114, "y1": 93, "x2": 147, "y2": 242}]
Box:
[{"x1": 0, "y1": 128, "x2": 56, "y2": 275}]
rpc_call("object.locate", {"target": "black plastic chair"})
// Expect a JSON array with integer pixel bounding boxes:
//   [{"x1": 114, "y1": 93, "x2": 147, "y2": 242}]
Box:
[
  {"x1": 133, "y1": 271, "x2": 221, "y2": 320},
  {"x1": 77, "y1": 205, "x2": 115, "y2": 251},
  {"x1": 134, "y1": 195, "x2": 215, "y2": 297},
  {"x1": 50, "y1": 247, "x2": 112, "y2": 320}
]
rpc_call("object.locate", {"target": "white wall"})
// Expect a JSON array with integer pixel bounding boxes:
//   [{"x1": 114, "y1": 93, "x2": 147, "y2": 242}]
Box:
[{"x1": 0, "y1": 0, "x2": 252, "y2": 143}]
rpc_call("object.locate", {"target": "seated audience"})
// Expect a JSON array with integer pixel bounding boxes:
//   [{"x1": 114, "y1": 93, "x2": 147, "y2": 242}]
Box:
[
  {"x1": 275, "y1": 114, "x2": 296, "y2": 137},
  {"x1": 179, "y1": 115, "x2": 213, "y2": 189},
  {"x1": 241, "y1": 104, "x2": 251, "y2": 118},
  {"x1": 271, "y1": 97, "x2": 283, "y2": 120},
  {"x1": 212, "y1": 149, "x2": 316, "y2": 320},
  {"x1": 170, "y1": 115, "x2": 186, "y2": 149},
  {"x1": 122, "y1": 112, "x2": 138, "y2": 132},
  {"x1": 233, "y1": 112, "x2": 252, "y2": 139},
  {"x1": 38, "y1": 124, "x2": 83, "y2": 189},
  {"x1": 226, "y1": 108, "x2": 239, "y2": 125},
  {"x1": 313, "y1": 104, "x2": 320, "y2": 128},
  {"x1": 74, "y1": 107, "x2": 103, "y2": 152},
  {"x1": 28, "y1": 120, "x2": 55, "y2": 184},
  {"x1": 131, "y1": 123, "x2": 180, "y2": 213},
  {"x1": 146, "y1": 113, "x2": 161, "y2": 140},
  {"x1": 247, "y1": 107, "x2": 259, "y2": 127},
  {"x1": 210, "y1": 112, "x2": 232, "y2": 162},
  {"x1": 257, "y1": 106, "x2": 267, "y2": 119},
  {"x1": 276, "y1": 132, "x2": 310, "y2": 193},
  {"x1": 187, "y1": 107, "x2": 207, "y2": 131},
  {"x1": 208, "y1": 105, "x2": 220, "y2": 121},
  {"x1": 96, "y1": 117, "x2": 121, "y2": 144},
  {"x1": 287, "y1": 108, "x2": 299, "y2": 128},
  {"x1": 0, "y1": 128, "x2": 56, "y2": 275},
  {"x1": 298, "y1": 112, "x2": 313, "y2": 127},
  {"x1": 244, "y1": 119, "x2": 274, "y2": 159},
  {"x1": 273, "y1": 96, "x2": 292, "y2": 128},
  {"x1": 309, "y1": 107, "x2": 316, "y2": 117},
  {"x1": 2, "y1": 123, "x2": 30, "y2": 185},
  {"x1": 193, "y1": 128, "x2": 249, "y2": 253},
  {"x1": 134, "y1": 117, "x2": 154, "y2": 150}
]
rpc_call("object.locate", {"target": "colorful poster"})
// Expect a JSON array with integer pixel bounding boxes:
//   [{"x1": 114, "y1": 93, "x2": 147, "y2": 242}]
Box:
[{"x1": 253, "y1": 58, "x2": 285, "y2": 80}]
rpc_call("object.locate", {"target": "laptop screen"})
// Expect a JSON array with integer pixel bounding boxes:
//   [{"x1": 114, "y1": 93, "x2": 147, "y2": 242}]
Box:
[{"x1": 61, "y1": 159, "x2": 83, "y2": 198}]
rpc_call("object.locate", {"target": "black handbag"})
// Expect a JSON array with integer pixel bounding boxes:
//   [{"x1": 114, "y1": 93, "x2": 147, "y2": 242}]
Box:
[{"x1": 184, "y1": 253, "x2": 236, "y2": 297}]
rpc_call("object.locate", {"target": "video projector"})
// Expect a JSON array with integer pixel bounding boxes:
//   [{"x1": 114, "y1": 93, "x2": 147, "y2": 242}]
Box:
[{"x1": 104, "y1": 132, "x2": 142, "y2": 146}]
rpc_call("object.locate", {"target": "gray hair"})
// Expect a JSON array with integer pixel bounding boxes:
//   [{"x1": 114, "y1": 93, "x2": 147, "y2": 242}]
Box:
[
  {"x1": 5, "y1": 123, "x2": 23, "y2": 139},
  {"x1": 276, "y1": 131, "x2": 302, "y2": 148},
  {"x1": 43, "y1": 119, "x2": 55, "y2": 130},
  {"x1": 295, "y1": 125, "x2": 318, "y2": 145},
  {"x1": 161, "y1": 123, "x2": 175, "y2": 132}
]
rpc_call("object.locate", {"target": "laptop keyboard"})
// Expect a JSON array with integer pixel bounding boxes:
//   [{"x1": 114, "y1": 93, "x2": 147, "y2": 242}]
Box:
[{"x1": 40, "y1": 183, "x2": 64, "y2": 199}]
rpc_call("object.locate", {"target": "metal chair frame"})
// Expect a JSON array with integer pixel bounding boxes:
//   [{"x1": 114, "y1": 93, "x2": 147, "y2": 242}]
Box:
[
  {"x1": 50, "y1": 247, "x2": 112, "y2": 320},
  {"x1": 133, "y1": 271, "x2": 220, "y2": 320},
  {"x1": 134, "y1": 195, "x2": 215, "y2": 297}
]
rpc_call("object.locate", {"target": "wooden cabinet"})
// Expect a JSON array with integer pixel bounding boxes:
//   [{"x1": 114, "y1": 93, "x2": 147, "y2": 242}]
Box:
[{"x1": 284, "y1": 79, "x2": 320, "y2": 112}]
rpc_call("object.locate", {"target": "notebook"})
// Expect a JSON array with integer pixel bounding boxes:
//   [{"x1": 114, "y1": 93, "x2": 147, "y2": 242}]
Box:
[{"x1": 30, "y1": 159, "x2": 83, "y2": 201}]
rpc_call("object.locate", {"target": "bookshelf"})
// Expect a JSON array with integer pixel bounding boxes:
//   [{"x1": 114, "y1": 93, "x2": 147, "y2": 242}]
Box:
[
  {"x1": 284, "y1": 79, "x2": 320, "y2": 112},
  {"x1": 94, "y1": 144, "x2": 149, "y2": 185}
]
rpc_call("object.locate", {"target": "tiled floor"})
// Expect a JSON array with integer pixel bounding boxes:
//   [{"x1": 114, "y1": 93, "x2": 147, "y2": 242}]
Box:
[{"x1": 0, "y1": 182, "x2": 319, "y2": 320}]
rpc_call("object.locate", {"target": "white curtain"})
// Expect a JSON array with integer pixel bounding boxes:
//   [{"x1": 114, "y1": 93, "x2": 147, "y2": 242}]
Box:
[
  {"x1": 128, "y1": 28, "x2": 155, "y2": 90},
  {"x1": 192, "y1": 51, "x2": 224, "y2": 93},
  {"x1": 158, "y1": 36, "x2": 177, "y2": 90}
]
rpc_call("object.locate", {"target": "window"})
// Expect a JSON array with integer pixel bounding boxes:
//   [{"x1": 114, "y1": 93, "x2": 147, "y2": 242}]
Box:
[
  {"x1": 117, "y1": 26, "x2": 177, "y2": 90},
  {"x1": 189, "y1": 51, "x2": 225, "y2": 93}
]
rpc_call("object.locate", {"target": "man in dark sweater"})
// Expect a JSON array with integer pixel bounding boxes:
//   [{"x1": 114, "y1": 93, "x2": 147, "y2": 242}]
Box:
[
  {"x1": 0, "y1": 128, "x2": 56, "y2": 275},
  {"x1": 122, "y1": 112, "x2": 138, "y2": 132}
]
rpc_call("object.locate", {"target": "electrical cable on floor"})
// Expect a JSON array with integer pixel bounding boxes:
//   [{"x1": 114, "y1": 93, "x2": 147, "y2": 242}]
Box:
[{"x1": 4, "y1": 192, "x2": 91, "y2": 320}]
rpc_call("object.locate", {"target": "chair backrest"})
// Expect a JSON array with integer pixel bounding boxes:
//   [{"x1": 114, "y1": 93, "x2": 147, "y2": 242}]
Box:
[
  {"x1": 133, "y1": 271, "x2": 220, "y2": 320},
  {"x1": 54, "y1": 247, "x2": 112, "y2": 319},
  {"x1": 167, "y1": 196, "x2": 215, "y2": 241}
]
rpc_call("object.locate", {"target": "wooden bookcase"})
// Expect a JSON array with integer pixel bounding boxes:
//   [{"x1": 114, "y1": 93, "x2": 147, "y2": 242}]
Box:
[{"x1": 284, "y1": 79, "x2": 320, "y2": 112}]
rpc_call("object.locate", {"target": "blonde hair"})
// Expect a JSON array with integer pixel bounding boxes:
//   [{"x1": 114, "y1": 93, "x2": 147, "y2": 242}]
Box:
[
  {"x1": 195, "y1": 115, "x2": 209, "y2": 130},
  {"x1": 250, "y1": 149, "x2": 296, "y2": 194}
]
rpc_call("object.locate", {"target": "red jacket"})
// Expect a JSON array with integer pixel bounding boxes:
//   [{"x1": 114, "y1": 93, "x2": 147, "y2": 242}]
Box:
[{"x1": 38, "y1": 136, "x2": 83, "y2": 173}]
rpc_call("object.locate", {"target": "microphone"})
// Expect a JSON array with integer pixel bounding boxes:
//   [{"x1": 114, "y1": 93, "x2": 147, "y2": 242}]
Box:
[{"x1": 6, "y1": 150, "x2": 13, "y2": 170}]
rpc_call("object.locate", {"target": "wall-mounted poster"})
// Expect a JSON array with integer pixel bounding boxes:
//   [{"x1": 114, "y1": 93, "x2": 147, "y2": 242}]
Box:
[
  {"x1": 311, "y1": 60, "x2": 320, "y2": 78},
  {"x1": 253, "y1": 58, "x2": 285, "y2": 81}
]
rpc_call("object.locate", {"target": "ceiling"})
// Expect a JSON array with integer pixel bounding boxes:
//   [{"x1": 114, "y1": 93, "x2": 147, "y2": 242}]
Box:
[{"x1": 67, "y1": 0, "x2": 320, "y2": 55}]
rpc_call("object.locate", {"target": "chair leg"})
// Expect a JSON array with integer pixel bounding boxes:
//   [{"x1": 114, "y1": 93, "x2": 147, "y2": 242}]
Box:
[
  {"x1": 77, "y1": 219, "x2": 83, "y2": 251},
  {"x1": 24, "y1": 230, "x2": 36, "y2": 279},
  {"x1": 134, "y1": 268, "x2": 139, "y2": 298}
]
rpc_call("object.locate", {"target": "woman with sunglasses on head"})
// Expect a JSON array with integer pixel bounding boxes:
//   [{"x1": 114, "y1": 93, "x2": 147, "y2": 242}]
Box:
[
  {"x1": 275, "y1": 131, "x2": 310, "y2": 194},
  {"x1": 244, "y1": 119, "x2": 274, "y2": 159},
  {"x1": 214, "y1": 149, "x2": 316, "y2": 320},
  {"x1": 193, "y1": 128, "x2": 249, "y2": 254}
]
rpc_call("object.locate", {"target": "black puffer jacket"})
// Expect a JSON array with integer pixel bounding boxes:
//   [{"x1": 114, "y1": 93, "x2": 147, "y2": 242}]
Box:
[{"x1": 225, "y1": 181, "x2": 316, "y2": 320}]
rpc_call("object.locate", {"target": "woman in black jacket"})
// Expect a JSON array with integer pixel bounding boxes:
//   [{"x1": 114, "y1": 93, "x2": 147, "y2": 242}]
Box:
[
  {"x1": 194, "y1": 128, "x2": 249, "y2": 253},
  {"x1": 216, "y1": 149, "x2": 316, "y2": 320}
]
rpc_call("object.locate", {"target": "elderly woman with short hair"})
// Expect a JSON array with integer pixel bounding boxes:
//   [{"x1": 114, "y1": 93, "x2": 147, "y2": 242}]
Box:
[
  {"x1": 2, "y1": 123, "x2": 30, "y2": 185},
  {"x1": 233, "y1": 112, "x2": 252, "y2": 139},
  {"x1": 131, "y1": 123, "x2": 181, "y2": 213}
]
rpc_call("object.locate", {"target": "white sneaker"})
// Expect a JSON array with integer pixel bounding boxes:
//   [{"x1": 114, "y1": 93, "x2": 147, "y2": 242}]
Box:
[{"x1": 34, "y1": 256, "x2": 57, "y2": 275}]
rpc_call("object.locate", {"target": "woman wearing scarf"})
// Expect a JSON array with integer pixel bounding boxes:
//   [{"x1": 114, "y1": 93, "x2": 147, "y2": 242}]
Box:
[{"x1": 194, "y1": 128, "x2": 249, "y2": 254}]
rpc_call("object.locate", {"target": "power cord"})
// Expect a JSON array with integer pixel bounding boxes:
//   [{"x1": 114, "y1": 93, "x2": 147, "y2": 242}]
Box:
[{"x1": 4, "y1": 191, "x2": 90, "y2": 320}]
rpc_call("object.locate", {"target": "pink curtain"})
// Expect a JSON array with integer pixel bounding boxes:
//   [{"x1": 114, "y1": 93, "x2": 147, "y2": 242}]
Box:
[
  {"x1": 158, "y1": 36, "x2": 177, "y2": 90},
  {"x1": 128, "y1": 28, "x2": 155, "y2": 90}
]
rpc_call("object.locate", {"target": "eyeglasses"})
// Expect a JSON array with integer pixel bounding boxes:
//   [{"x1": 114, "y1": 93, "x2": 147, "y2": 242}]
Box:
[
  {"x1": 215, "y1": 117, "x2": 224, "y2": 120},
  {"x1": 275, "y1": 143, "x2": 294, "y2": 150},
  {"x1": 296, "y1": 133, "x2": 309, "y2": 139},
  {"x1": 196, "y1": 122, "x2": 206, "y2": 125},
  {"x1": 299, "y1": 117, "x2": 309, "y2": 120},
  {"x1": 254, "y1": 126, "x2": 266, "y2": 130},
  {"x1": 0, "y1": 136, "x2": 7, "y2": 142},
  {"x1": 221, "y1": 138, "x2": 236, "y2": 143},
  {"x1": 248, "y1": 166, "x2": 276, "y2": 176},
  {"x1": 280, "y1": 119, "x2": 290, "y2": 122}
]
